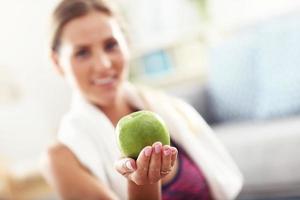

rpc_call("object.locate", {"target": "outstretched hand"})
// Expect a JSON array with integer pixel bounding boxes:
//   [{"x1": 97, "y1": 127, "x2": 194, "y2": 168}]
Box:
[{"x1": 115, "y1": 142, "x2": 178, "y2": 185}]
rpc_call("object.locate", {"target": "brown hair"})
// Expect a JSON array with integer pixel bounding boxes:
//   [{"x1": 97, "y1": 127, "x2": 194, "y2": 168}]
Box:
[{"x1": 50, "y1": 0, "x2": 122, "y2": 52}]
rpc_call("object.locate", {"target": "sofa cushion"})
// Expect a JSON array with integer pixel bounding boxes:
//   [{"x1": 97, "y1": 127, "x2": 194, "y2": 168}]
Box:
[
  {"x1": 256, "y1": 13, "x2": 300, "y2": 119},
  {"x1": 208, "y1": 12, "x2": 300, "y2": 123},
  {"x1": 214, "y1": 116, "x2": 300, "y2": 198},
  {"x1": 208, "y1": 29, "x2": 259, "y2": 123}
]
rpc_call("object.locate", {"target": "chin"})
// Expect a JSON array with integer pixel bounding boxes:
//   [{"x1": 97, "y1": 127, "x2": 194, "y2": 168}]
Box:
[
  {"x1": 89, "y1": 91, "x2": 118, "y2": 108},
  {"x1": 86, "y1": 79, "x2": 125, "y2": 107}
]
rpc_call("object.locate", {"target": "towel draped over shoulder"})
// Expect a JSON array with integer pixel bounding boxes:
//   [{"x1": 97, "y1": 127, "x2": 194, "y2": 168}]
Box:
[{"x1": 57, "y1": 82, "x2": 243, "y2": 200}]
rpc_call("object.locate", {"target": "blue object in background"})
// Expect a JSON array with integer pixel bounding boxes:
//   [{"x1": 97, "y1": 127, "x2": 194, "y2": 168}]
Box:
[
  {"x1": 142, "y1": 50, "x2": 173, "y2": 77},
  {"x1": 208, "y1": 12, "x2": 300, "y2": 123},
  {"x1": 256, "y1": 13, "x2": 300, "y2": 119},
  {"x1": 208, "y1": 30, "x2": 259, "y2": 123}
]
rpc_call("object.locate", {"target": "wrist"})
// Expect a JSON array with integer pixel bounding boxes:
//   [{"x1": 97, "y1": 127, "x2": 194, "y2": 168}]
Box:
[{"x1": 128, "y1": 180, "x2": 161, "y2": 200}]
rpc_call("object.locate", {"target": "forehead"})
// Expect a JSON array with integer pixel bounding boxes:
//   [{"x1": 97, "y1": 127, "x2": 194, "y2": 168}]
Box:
[{"x1": 60, "y1": 11, "x2": 121, "y2": 46}]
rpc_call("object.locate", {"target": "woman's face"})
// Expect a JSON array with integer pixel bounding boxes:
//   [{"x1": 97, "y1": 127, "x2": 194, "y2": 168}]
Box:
[{"x1": 53, "y1": 11, "x2": 129, "y2": 107}]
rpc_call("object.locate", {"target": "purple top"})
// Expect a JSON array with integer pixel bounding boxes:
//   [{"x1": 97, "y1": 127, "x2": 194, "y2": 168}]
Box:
[{"x1": 162, "y1": 141, "x2": 213, "y2": 200}]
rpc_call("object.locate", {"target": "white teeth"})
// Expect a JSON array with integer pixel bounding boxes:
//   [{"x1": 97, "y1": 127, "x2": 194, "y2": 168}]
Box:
[{"x1": 93, "y1": 77, "x2": 115, "y2": 85}]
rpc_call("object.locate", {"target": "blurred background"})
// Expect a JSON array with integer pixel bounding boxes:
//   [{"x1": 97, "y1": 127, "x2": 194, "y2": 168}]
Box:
[{"x1": 1, "y1": 0, "x2": 300, "y2": 199}]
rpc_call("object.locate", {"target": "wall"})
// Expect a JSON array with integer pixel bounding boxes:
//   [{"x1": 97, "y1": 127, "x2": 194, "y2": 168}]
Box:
[
  {"x1": 0, "y1": 0, "x2": 70, "y2": 167},
  {"x1": 0, "y1": 0, "x2": 205, "y2": 167}
]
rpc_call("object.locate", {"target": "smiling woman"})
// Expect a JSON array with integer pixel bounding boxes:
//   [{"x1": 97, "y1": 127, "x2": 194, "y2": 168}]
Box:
[
  {"x1": 52, "y1": 11, "x2": 129, "y2": 110},
  {"x1": 41, "y1": 0, "x2": 243, "y2": 199}
]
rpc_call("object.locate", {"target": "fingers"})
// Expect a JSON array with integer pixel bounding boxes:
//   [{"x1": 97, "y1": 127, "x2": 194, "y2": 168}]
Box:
[
  {"x1": 170, "y1": 147, "x2": 178, "y2": 167},
  {"x1": 114, "y1": 158, "x2": 136, "y2": 177},
  {"x1": 115, "y1": 143, "x2": 178, "y2": 186},
  {"x1": 134, "y1": 146, "x2": 152, "y2": 184},
  {"x1": 148, "y1": 142, "x2": 162, "y2": 183},
  {"x1": 161, "y1": 145, "x2": 172, "y2": 177}
]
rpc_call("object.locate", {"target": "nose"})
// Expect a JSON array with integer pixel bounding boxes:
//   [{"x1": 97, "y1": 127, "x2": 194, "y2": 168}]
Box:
[{"x1": 93, "y1": 52, "x2": 112, "y2": 71}]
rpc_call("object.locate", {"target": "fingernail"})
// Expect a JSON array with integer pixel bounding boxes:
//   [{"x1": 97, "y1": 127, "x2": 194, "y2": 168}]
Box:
[
  {"x1": 126, "y1": 160, "x2": 134, "y2": 171},
  {"x1": 144, "y1": 147, "x2": 152, "y2": 157},
  {"x1": 171, "y1": 148, "x2": 177, "y2": 155},
  {"x1": 155, "y1": 143, "x2": 162, "y2": 154},
  {"x1": 164, "y1": 148, "x2": 171, "y2": 156}
]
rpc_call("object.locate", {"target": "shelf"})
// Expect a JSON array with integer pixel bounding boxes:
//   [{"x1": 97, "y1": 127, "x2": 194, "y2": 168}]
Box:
[
  {"x1": 130, "y1": 28, "x2": 207, "y2": 59},
  {"x1": 131, "y1": 66, "x2": 207, "y2": 89}
]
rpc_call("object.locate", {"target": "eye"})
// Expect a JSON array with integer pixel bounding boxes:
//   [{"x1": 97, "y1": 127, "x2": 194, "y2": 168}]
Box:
[
  {"x1": 75, "y1": 48, "x2": 91, "y2": 59},
  {"x1": 105, "y1": 39, "x2": 119, "y2": 52}
]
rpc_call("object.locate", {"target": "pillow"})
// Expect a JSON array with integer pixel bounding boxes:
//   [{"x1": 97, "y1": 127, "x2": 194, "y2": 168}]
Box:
[
  {"x1": 256, "y1": 13, "x2": 300, "y2": 119},
  {"x1": 208, "y1": 13, "x2": 300, "y2": 123},
  {"x1": 208, "y1": 29, "x2": 260, "y2": 123}
]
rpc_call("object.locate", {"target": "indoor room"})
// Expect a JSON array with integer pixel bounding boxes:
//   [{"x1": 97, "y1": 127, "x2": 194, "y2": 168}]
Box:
[{"x1": 1, "y1": 0, "x2": 300, "y2": 199}]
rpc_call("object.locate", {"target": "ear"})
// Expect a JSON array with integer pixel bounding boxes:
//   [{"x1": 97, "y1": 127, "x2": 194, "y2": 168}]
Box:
[{"x1": 51, "y1": 51, "x2": 64, "y2": 76}]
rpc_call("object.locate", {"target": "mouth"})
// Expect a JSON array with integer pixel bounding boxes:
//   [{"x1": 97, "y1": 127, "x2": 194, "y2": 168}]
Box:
[{"x1": 92, "y1": 75, "x2": 118, "y2": 87}]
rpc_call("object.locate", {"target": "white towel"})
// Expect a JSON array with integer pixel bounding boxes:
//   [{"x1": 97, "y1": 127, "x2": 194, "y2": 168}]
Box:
[{"x1": 57, "y1": 82, "x2": 243, "y2": 200}]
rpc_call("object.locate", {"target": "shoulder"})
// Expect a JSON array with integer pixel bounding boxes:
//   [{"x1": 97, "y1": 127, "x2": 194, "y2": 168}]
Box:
[
  {"x1": 45, "y1": 142, "x2": 79, "y2": 168},
  {"x1": 42, "y1": 142, "x2": 90, "y2": 182},
  {"x1": 41, "y1": 143, "x2": 75, "y2": 182},
  {"x1": 47, "y1": 142, "x2": 73, "y2": 158}
]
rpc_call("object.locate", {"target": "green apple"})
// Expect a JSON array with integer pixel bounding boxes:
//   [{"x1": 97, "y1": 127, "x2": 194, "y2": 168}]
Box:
[{"x1": 116, "y1": 110, "x2": 170, "y2": 159}]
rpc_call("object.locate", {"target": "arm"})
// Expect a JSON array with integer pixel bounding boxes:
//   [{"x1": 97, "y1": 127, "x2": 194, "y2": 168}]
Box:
[
  {"x1": 42, "y1": 142, "x2": 177, "y2": 200},
  {"x1": 42, "y1": 143, "x2": 119, "y2": 200},
  {"x1": 127, "y1": 180, "x2": 161, "y2": 200}
]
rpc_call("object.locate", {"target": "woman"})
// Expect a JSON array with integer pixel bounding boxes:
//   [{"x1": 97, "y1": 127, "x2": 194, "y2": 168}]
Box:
[{"x1": 42, "y1": 0, "x2": 243, "y2": 199}]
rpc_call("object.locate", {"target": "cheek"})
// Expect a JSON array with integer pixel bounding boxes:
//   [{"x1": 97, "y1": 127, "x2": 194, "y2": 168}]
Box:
[
  {"x1": 116, "y1": 42, "x2": 130, "y2": 73},
  {"x1": 119, "y1": 57, "x2": 130, "y2": 79},
  {"x1": 59, "y1": 48, "x2": 90, "y2": 89},
  {"x1": 65, "y1": 60, "x2": 90, "y2": 88},
  {"x1": 113, "y1": 53, "x2": 128, "y2": 72}
]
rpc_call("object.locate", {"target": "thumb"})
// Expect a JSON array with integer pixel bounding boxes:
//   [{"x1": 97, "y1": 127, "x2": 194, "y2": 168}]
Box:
[{"x1": 114, "y1": 158, "x2": 136, "y2": 176}]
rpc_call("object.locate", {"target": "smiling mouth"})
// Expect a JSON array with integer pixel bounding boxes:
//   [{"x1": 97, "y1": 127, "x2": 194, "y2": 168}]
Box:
[{"x1": 92, "y1": 75, "x2": 118, "y2": 86}]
